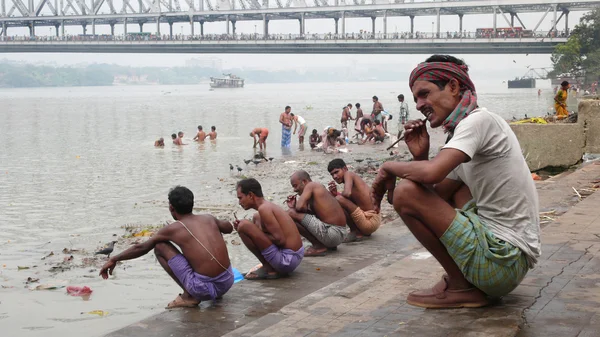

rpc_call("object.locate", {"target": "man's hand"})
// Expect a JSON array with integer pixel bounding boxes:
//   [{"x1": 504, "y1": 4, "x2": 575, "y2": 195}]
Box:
[
  {"x1": 404, "y1": 119, "x2": 430, "y2": 160},
  {"x1": 286, "y1": 195, "x2": 297, "y2": 209},
  {"x1": 232, "y1": 219, "x2": 241, "y2": 231},
  {"x1": 99, "y1": 259, "x2": 117, "y2": 279},
  {"x1": 327, "y1": 181, "x2": 338, "y2": 196}
]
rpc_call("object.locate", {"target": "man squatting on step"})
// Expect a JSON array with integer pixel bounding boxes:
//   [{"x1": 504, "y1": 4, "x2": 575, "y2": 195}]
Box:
[{"x1": 371, "y1": 55, "x2": 541, "y2": 308}]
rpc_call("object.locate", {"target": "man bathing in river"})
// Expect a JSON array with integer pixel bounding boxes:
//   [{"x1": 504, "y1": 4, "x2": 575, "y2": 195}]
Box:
[
  {"x1": 287, "y1": 170, "x2": 347, "y2": 256},
  {"x1": 327, "y1": 159, "x2": 381, "y2": 242},
  {"x1": 371, "y1": 54, "x2": 540, "y2": 308},
  {"x1": 280, "y1": 106, "x2": 293, "y2": 148},
  {"x1": 193, "y1": 125, "x2": 206, "y2": 142},
  {"x1": 341, "y1": 104, "x2": 353, "y2": 130},
  {"x1": 291, "y1": 113, "x2": 308, "y2": 145},
  {"x1": 154, "y1": 137, "x2": 164, "y2": 147},
  {"x1": 100, "y1": 186, "x2": 234, "y2": 308},
  {"x1": 235, "y1": 178, "x2": 304, "y2": 279},
  {"x1": 207, "y1": 126, "x2": 217, "y2": 140},
  {"x1": 250, "y1": 127, "x2": 269, "y2": 151},
  {"x1": 172, "y1": 133, "x2": 185, "y2": 146}
]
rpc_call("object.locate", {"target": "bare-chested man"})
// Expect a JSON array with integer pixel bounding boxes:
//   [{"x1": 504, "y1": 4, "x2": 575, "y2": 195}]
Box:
[
  {"x1": 286, "y1": 170, "x2": 347, "y2": 256},
  {"x1": 99, "y1": 186, "x2": 234, "y2": 308},
  {"x1": 372, "y1": 96, "x2": 384, "y2": 123},
  {"x1": 341, "y1": 104, "x2": 354, "y2": 130},
  {"x1": 250, "y1": 127, "x2": 269, "y2": 151},
  {"x1": 193, "y1": 125, "x2": 207, "y2": 142},
  {"x1": 235, "y1": 178, "x2": 304, "y2": 279},
  {"x1": 207, "y1": 126, "x2": 217, "y2": 140},
  {"x1": 327, "y1": 159, "x2": 381, "y2": 242},
  {"x1": 172, "y1": 133, "x2": 185, "y2": 145},
  {"x1": 154, "y1": 137, "x2": 165, "y2": 147},
  {"x1": 280, "y1": 106, "x2": 293, "y2": 148}
]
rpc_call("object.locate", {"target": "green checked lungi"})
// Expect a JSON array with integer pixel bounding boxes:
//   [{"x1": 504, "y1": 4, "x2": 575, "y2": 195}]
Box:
[{"x1": 440, "y1": 200, "x2": 529, "y2": 297}]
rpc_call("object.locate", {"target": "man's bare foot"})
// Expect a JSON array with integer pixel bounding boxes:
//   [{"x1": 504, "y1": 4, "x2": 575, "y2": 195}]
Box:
[
  {"x1": 305, "y1": 246, "x2": 327, "y2": 257},
  {"x1": 406, "y1": 275, "x2": 489, "y2": 309},
  {"x1": 166, "y1": 294, "x2": 200, "y2": 309},
  {"x1": 343, "y1": 232, "x2": 364, "y2": 243}
]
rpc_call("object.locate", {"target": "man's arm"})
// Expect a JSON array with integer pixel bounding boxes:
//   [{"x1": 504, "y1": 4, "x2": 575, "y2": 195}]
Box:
[
  {"x1": 279, "y1": 113, "x2": 285, "y2": 125},
  {"x1": 295, "y1": 184, "x2": 314, "y2": 213},
  {"x1": 293, "y1": 119, "x2": 298, "y2": 134},
  {"x1": 100, "y1": 225, "x2": 173, "y2": 279},
  {"x1": 341, "y1": 172, "x2": 354, "y2": 198},
  {"x1": 379, "y1": 148, "x2": 468, "y2": 185},
  {"x1": 214, "y1": 217, "x2": 234, "y2": 234},
  {"x1": 258, "y1": 207, "x2": 286, "y2": 247}
]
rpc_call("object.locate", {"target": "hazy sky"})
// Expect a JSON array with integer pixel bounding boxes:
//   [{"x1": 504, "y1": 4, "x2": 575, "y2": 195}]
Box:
[{"x1": 0, "y1": 6, "x2": 586, "y2": 78}]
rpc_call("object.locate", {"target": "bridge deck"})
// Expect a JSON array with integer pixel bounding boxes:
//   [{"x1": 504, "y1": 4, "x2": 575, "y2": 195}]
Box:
[{"x1": 0, "y1": 36, "x2": 568, "y2": 54}]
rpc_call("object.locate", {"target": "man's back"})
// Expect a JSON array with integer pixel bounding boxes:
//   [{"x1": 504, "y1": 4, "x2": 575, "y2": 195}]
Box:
[
  {"x1": 442, "y1": 107, "x2": 540, "y2": 265},
  {"x1": 307, "y1": 182, "x2": 346, "y2": 227},
  {"x1": 168, "y1": 214, "x2": 231, "y2": 277},
  {"x1": 209, "y1": 132, "x2": 217, "y2": 140},
  {"x1": 197, "y1": 131, "x2": 206, "y2": 140},
  {"x1": 259, "y1": 202, "x2": 303, "y2": 251}
]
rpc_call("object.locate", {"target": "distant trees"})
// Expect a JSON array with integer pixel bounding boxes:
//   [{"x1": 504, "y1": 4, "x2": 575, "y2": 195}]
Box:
[{"x1": 550, "y1": 8, "x2": 600, "y2": 84}]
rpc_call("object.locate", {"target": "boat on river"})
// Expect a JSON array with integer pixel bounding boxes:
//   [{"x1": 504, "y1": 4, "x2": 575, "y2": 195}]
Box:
[{"x1": 209, "y1": 74, "x2": 245, "y2": 89}]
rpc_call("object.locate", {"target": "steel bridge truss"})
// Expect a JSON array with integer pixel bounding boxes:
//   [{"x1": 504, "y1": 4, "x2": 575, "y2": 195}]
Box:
[{"x1": 0, "y1": 0, "x2": 598, "y2": 37}]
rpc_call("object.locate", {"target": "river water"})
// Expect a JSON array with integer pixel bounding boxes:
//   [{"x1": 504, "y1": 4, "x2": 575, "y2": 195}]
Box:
[{"x1": 0, "y1": 81, "x2": 566, "y2": 336}]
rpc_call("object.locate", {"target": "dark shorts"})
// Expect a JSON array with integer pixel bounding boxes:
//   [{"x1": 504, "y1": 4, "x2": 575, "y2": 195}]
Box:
[
  {"x1": 261, "y1": 245, "x2": 304, "y2": 274},
  {"x1": 168, "y1": 254, "x2": 234, "y2": 301}
]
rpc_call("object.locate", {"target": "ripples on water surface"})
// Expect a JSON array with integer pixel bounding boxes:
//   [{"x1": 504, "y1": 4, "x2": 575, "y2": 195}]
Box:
[{"x1": 0, "y1": 81, "x2": 561, "y2": 336}]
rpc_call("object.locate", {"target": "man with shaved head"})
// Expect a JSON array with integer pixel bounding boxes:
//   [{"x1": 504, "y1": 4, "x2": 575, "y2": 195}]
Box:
[{"x1": 286, "y1": 170, "x2": 347, "y2": 256}]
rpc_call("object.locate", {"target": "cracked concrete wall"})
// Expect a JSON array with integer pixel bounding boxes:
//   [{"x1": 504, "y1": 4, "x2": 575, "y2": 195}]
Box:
[
  {"x1": 579, "y1": 99, "x2": 600, "y2": 154},
  {"x1": 510, "y1": 98, "x2": 600, "y2": 171},
  {"x1": 511, "y1": 123, "x2": 585, "y2": 171}
]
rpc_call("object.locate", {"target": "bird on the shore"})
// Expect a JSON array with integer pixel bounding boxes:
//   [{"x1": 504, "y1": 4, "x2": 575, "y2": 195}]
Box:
[
  {"x1": 243, "y1": 159, "x2": 252, "y2": 165},
  {"x1": 268, "y1": 157, "x2": 274, "y2": 162},
  {"x1": 252, "y1": 160, "x2": 262, "y2": 166},
  {"x1": 229, "y1": 164, "x2": 234, "y2": 172},
  {"x1": 525, "y1": 114, "x2": 528, "y2": 119},
  {"x1": 390, "y1": 151, "x2": 394, "y2": 156},
  {"x1": 355, "y1": 159, "x2": 364, "y2": 163},
  {"x1": 236, "y1": 165, "x2": 243, "y2": 174},
  {"x1": 95, "y1": 241, "x2": 117, "y2": 258}
]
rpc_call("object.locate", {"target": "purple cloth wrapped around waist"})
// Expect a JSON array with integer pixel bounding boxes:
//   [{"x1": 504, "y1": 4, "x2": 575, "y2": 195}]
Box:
[
  {"x1": 168, "y1": 254, "x2": 234, "y2": 301},
  {"x1": 261, "y1": 245, "x2": 304, "y2": 274}
]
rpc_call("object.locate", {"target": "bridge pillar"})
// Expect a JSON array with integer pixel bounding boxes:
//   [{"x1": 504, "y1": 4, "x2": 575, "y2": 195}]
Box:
[
  {"x1": 29, "y1": 22, "x2": 34, "y2": 37},
  {"x1": 232, "y1": 20, "x2": 237, "y2": 37},
  {"x1": 341, "y1": 11, "x2": 345, "y2": 36},
  {"x1": 156, "y1": 17, "x2": 160, "y2": 36},
  {"x1": 334, "y1": 17, "x2": 338, "y2": 35},
  {"x1": 110, "y1": 23, "x2": 115, "y2": 36},
  {"x1": 493, "y1": 6, "x2": 497, "y2": 36},
  {"x1": 226, "y1": 15, "x2": 230, "y2": 35},
  {"x1": 191, "y1": 20, "x2": 195, "y2": 37},
  {"x1": 510, "y1": 13, "x2": 515, "y2": 27},
  {"x1": 55, "y1": 24, "x2": 59, "y2": 37},
  {"x1": 124, "y1": 18, "x2": 128, "y2": 35},
  {"x1": 410, "y1": 15, "x2": 414, "y2": 37},
  {"x1": 200, "y1": 21, "x2": 204, "y2": 37},
  {"x1": 92, "y1": 20, "x2": 96, "y2": 36},
  {"x1": 458, "y1": 14, "x2": 463, "y2": 34},
  {"x1": 299, "y1": 13, "x2": 304, "y2": 36},
  {"x1": 564, "y1": 10, "x2": 569, "y2": 34},
  {"x1": 2, "y1": 23, "x2": 7, "y2": 37},
  {"x1": 436, "y1": 8, "x2": 440, "y2": 38},
  {"x1": 61, "y1": 20, "x2": 65, "y2": 37},
  {"x1": 82, "y1": 24, "x2": 87, "y2": 35},
  {"x1": 383, "y1": 10, "x2": 387, "y2": 37},
  {"x1": 168, "y1": 22, "x2": 173, "y2": 38},
  {"x1": 139, "y1": 23, "x2": 143, "y2": 33},
  {"x1": 371, "y1": 16, "x2": 375, "y2": 36},
  {"x1": 263, "y1": 14, "x2": 269, "y2": 37}
]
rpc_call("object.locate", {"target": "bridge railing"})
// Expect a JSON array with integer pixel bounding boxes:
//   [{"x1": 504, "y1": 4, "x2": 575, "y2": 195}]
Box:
[{"x1": 0, "y1": 30, "x2": 569, "y2": 43}]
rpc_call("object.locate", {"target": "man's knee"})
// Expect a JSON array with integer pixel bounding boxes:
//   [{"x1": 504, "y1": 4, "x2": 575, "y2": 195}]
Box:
[{"x1": 392, "y1": 179, "x2": 421, "y2": 214}]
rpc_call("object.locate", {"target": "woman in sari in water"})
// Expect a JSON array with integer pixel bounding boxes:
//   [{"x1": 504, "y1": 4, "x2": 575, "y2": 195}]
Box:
[{"x1": 554, "y1": 81, "x2": 570, "y2": 120}]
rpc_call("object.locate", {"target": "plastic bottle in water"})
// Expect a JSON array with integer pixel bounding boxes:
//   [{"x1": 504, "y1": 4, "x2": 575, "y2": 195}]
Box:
[{"x1": 345, "y1": 136, "x2": 349, "y2": 144}]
